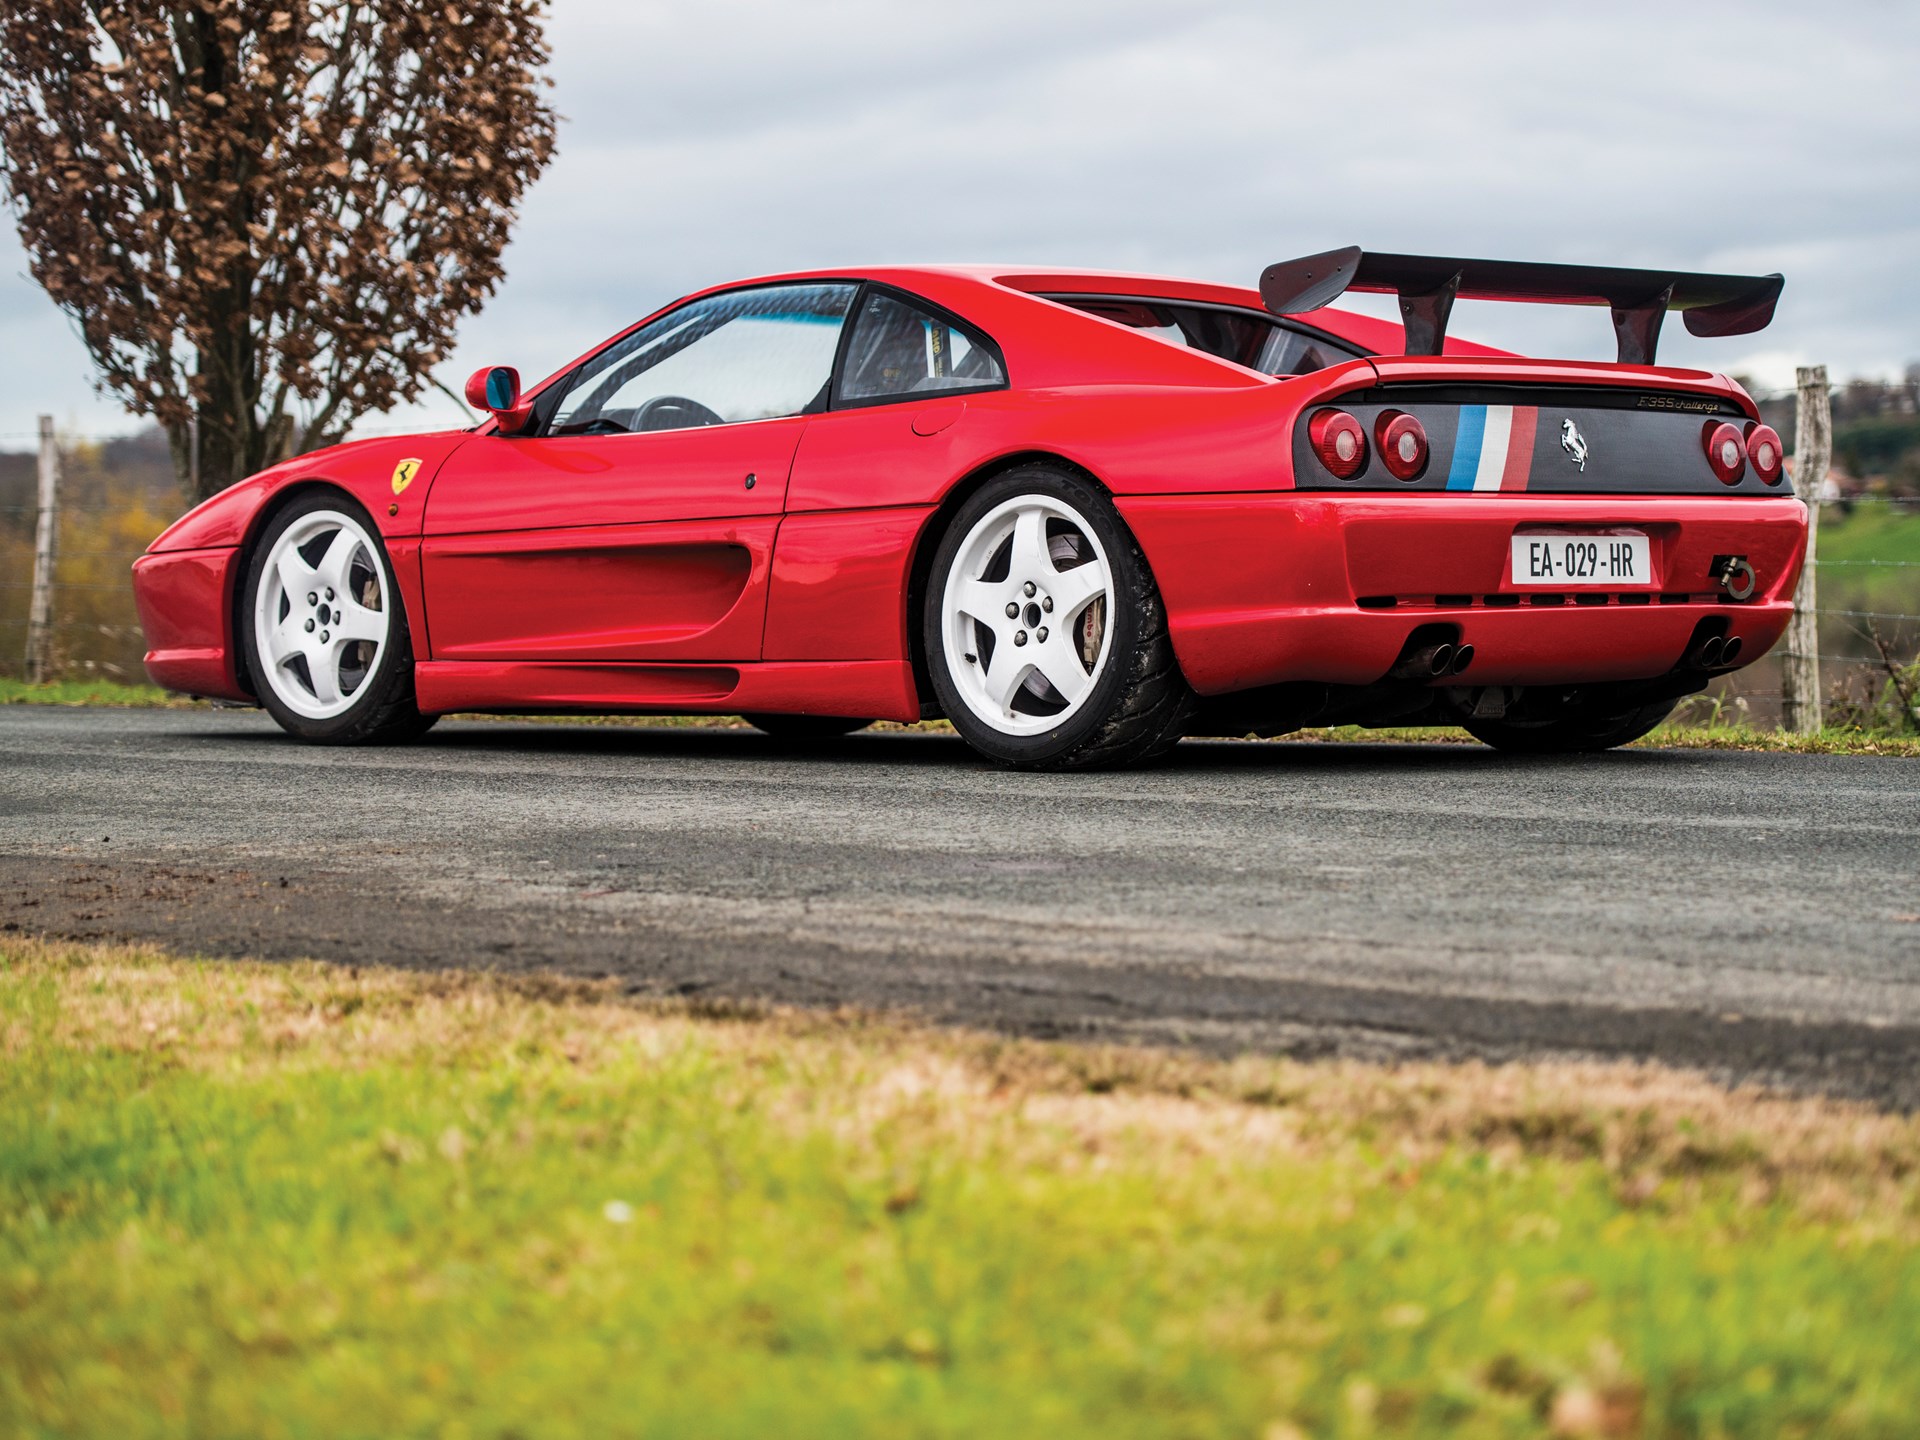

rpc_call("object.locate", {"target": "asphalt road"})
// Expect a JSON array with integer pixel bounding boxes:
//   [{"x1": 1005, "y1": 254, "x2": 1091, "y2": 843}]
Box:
[{"x1": 4, "y1": 706, "x2": 1919, "y2": 1103}]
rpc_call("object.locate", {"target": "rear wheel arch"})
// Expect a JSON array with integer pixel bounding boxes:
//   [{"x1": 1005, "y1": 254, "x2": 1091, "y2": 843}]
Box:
[{"x1": 918, "y1": 463, "x2": 1192, "y2": 767}]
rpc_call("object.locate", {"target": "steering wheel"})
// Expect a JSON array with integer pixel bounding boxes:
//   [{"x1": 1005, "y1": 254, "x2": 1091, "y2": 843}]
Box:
[{"x1": 635, "y1": 395, "x2": 725, "y2": 432}]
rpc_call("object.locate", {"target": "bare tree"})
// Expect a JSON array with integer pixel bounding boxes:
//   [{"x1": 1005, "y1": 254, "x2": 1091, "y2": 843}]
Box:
[{"x1": 0, "y1": 1, "x2": 558, "y2": 499}]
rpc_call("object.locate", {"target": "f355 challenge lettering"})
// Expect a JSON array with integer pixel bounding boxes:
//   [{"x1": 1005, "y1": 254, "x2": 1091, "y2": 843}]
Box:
[{"x1": 1636, "y1": 394, "x2": 1728, "y2": 415}]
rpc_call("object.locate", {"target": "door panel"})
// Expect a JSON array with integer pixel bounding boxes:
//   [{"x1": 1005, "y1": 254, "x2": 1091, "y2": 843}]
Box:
[
  {"x1": 423, "y1": 423, "x2": 796, "y2": 534},
  {"x1": 421, "y1": 419, "x2": 804, "y2": 661}
]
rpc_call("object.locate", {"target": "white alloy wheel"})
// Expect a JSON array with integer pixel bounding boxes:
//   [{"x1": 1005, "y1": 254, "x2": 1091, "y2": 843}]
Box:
[
  {"x1": 251, "y1": 508, "x2": 394, "y2": 720},
  {"x1": 939, "y1": 493, "x2": 1115, "y2": 736}
]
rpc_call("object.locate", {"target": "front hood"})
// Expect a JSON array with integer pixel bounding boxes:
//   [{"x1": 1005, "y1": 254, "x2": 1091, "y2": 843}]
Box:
[{"x1": 147, "y1": 429, "x2": 473, "y2": 553}]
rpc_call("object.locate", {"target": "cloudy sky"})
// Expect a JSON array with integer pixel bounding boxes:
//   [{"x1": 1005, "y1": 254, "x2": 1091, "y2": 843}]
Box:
[{"x1": 2, "y1": 0, "x2": 1916, "y2": 444}]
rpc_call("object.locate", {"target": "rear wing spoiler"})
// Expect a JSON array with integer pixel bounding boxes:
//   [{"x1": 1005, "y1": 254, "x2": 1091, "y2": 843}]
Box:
[{"x1": 1258, "y1": 246, "x2": 1783, "y2": 365}]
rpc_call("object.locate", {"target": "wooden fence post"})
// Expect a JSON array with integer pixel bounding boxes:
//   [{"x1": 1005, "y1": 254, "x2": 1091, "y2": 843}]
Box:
[
  {"x1": 1780, "y1": 365, "x2": 1831, "y2": 733},
  {"x1": 24, "y1": 415, "x2": 60, "y2": 685}
]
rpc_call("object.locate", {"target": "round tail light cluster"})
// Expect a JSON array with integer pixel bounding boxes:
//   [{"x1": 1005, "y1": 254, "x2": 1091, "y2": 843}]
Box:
[
  {"x1": 1374, "y1": 410, "x2": 1429, "y2": 481},
  {"x1": 1308, "y1": 408, "x2": 1368, "y2": 479},
  {"x1": 1702, "y1": 420, "x2": 1747, "y2": 485},
  {"x1": 1746, "y1": 423, "x2": 1785, "y2": 486}
]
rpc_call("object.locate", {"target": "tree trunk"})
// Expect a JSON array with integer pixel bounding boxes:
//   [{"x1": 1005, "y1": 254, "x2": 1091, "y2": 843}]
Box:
[{"x1": 167, "y1": 387, "x2": 261, "y2": 502}]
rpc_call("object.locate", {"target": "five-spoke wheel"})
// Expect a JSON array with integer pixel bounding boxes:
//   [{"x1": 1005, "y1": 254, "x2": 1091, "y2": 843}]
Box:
[
  {"x1": 924, "y1": 466, "x2": 1190, "y2": 769},
  {"x1": 253, "y1": 507, "x2": 391, "y2": 719},
  {"x1": 243, "y1": 493, "x2": 435, "y2": 744},
  {"x1": 940, "y1": 493, "x2": 1114, "y2": 737}
]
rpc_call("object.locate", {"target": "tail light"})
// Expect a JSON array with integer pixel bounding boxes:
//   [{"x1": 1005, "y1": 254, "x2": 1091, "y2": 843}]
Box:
[
  {"x1": 1374, "y1": 410, "x2": 1429, "y2": 481},
  {"x1": 1745, "y1": 423, "x2": 1785, "y2": 485},
  {"x1": 1702, "y1": 420, "x2": 1746, "y2": 485},
  {"x1": 1308, "y1": 408, "x2": 1368, "y2": 479}
]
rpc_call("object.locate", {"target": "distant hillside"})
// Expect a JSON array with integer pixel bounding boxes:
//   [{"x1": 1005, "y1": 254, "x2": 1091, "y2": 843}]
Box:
[{"x1": 1738, "y1": 371, "x2": 1918, "y2": 492}]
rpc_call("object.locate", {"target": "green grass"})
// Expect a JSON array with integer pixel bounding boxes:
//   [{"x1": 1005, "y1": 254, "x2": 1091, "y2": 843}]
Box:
[
  {"x1": 1276, "y1": 724, "x2": 1920, "y2": 756},
  {"x1": 0, "y1": 678, "x2": 195, "y2": 707},
  {"x1": 4, "y1": 940, "x2": 1919, "y2": 1438},
  {"x1": 1636, "y1": 724, "x2": 1920, "y2": 756},
  {"x1": 1814, "y1": 501, "x2": 1920, "y2": 615},
  {"x1": 1817, "y1": 501, "x2": 1920, "y2": 567}
]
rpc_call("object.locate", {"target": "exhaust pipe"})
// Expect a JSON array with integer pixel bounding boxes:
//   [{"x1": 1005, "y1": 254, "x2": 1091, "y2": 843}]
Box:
[
  {"x1": 1719, "y1": 635, "x2": 1743, "y2": 666},
  {"x1": 1450, "y1": 644, "x2": 1475, "y2": 675},
  {"x1": 1390, "y1": 642, "x2": 1455, "y2": 681},
  {"x1": 1694, "y1": 635, "x2": 1725, "y2": 669}
]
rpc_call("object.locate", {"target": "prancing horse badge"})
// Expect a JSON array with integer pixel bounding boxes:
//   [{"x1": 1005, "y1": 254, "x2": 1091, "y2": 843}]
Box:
[
  {"x1": 391, "y1": 457, "x2": 423, "y2": 494},
  {"x1": 1559, "y1": 419, "x2": 1589, "y2": 471}
]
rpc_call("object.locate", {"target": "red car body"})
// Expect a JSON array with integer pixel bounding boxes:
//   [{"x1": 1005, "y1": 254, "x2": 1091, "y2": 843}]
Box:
[{"x1": 132, "y1": 261, "x2": 1806, "y2": 734}]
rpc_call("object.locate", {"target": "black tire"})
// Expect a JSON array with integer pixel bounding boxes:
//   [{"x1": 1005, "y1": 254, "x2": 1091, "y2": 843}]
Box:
[
  {"x1": 1465, "y1": 697, "x2": 1676, "y2": 754},
  {"x1": 241, "y1": 490, "x2": 438, "y2": 745},
  {"x1": 923, "y1": 465, "x2": 1192, "y2": 770},
  {"x1": 742, "y1": 714, "x2": 872, "y2": 740}
]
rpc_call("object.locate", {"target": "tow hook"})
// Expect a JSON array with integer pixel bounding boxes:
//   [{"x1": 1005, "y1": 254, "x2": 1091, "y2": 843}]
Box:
[{"x1": 1710, "y1": 555, "x2": 1757, "y2": 601}]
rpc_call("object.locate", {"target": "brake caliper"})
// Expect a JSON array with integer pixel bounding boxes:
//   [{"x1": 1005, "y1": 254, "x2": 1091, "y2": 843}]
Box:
[{"x1": 1081, "y1": 598, "x2": 1104, "y2": 666}]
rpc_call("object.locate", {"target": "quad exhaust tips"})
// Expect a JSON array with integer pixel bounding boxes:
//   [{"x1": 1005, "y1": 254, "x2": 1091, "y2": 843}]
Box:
[{"x1": 1389, "y1": 641, "x2": 1476, "y2": 682}]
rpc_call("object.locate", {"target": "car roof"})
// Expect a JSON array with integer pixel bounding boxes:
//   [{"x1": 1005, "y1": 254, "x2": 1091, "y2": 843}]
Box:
[
  {"x1": 510, "y1": 262, "x2": 1511, "y2": 411},
  {"x1": 682, "y1": 262, "x2": 1507, "y2": 361}
]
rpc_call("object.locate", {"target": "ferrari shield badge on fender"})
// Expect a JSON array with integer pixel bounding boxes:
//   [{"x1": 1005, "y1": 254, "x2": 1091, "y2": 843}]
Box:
[
  {"x1": 1559, "y1": 419, "x2": 1589, "y2": 471},
  {"x1": 391, "y1": 458, "x2": 423, "y2": 494}
]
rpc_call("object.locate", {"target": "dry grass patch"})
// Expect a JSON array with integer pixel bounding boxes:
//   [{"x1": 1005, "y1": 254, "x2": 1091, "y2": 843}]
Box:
[{"x1": 16, "y1": 938, "x2": 1920, "y2": 1230}]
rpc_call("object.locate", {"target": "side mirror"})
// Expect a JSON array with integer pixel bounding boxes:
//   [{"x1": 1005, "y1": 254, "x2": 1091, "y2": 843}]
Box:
[{"x1": 464, "y1": 365, "x2": 535, "y2": 434}]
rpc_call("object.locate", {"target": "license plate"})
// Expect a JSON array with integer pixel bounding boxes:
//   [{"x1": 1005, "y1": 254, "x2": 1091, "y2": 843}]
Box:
[{"x1": 1510, "y1": 532, "x2": 1651, "y2": 587}]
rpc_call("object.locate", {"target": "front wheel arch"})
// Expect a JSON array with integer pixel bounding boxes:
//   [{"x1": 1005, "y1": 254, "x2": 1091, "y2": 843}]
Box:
[
  {"x1": 237, "y1": 488, "x2": 435, "y2": 744},
  {"x1": 231, "y1": 480, "x2": 428, "y2": 699}
]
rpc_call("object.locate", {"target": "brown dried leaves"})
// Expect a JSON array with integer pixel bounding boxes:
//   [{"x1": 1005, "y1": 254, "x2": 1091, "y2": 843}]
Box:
[{"x1": 0, "y1": 1, "x2": 558, "y2": 494}]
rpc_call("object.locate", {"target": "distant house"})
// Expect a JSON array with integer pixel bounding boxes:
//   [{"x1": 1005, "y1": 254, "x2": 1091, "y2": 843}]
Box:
[{"x1": 1787, "y1": 461, "x2": 1853, "y2": 502}]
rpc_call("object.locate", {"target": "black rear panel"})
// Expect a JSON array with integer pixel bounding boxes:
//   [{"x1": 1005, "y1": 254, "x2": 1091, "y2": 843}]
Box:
[{"x1": 1291, "y1": 384, "x2": 1781, "y2": 496}]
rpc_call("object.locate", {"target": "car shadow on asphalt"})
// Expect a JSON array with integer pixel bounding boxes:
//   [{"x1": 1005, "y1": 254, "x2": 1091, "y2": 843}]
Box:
[{"x1": 281, "y1": 720, "x2": 1677, "y2": 774}]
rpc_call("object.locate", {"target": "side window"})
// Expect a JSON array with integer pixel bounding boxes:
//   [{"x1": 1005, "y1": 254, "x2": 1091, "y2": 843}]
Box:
[
  {"x1": 1047, "y1": 294, "x2": 1367, "y2": 376},
  {"x1": 1253, "y1": 323, "x2": 1365, "y2": 378},
  {"x1": 547, "y1": 282, "x2": 857, "y2": 436},
  {"x1": 838, "y1": 290, "x2": 1005, "y2": 404}
]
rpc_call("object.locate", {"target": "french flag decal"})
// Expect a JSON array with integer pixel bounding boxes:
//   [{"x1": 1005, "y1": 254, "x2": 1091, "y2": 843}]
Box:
[{"x1": 1444, "y1": 405, "x2": 1539, "y2": 491}]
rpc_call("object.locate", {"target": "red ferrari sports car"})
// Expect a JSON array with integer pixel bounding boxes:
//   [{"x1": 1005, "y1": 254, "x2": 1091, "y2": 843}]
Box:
[{"x1": 133, "y1": 247, "x2": 1805, "y2": 769}]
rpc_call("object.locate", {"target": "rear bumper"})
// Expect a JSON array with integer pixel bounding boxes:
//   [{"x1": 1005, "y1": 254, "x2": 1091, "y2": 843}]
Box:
[
  {"x1": 131, "y1": 546, "x2": 251, "y2": 701},
  {"x1": 1119, "y1": 493, "x2": 1807, "y2": 694}
]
